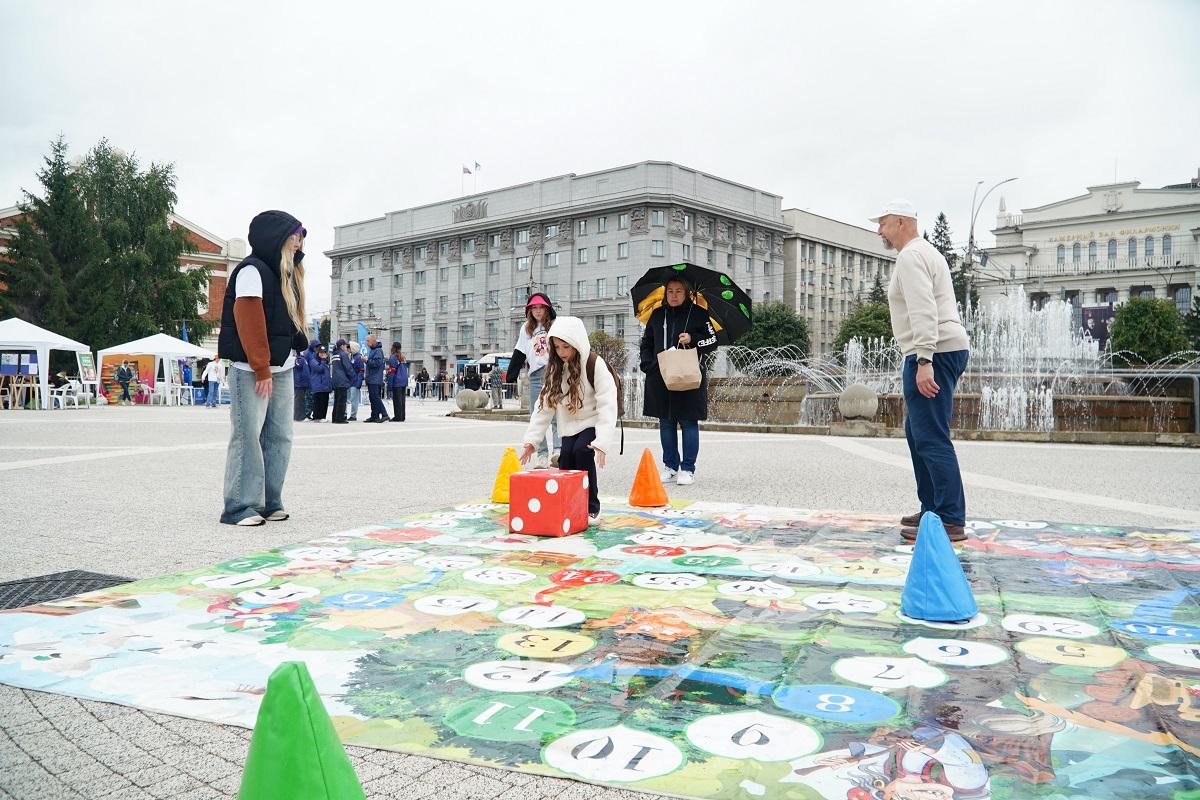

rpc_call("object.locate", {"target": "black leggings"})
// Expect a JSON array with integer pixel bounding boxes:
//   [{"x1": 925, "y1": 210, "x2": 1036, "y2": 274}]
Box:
[
  {"x1": 391, "y1": 389, "x2": 406, "y2": 421},
  {"x1": 558, "y1": 427, "x2": 599, "y2": 515}
]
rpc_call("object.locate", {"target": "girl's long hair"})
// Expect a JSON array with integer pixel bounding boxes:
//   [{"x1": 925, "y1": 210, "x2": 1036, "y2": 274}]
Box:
[
  {"x1": 523, "y1": 293, "x2": 556, "y2": 336},
  {"x1": 538, "y1": 338, "x2": 583, "y2": 413},
  {"x1": 279, "y1": 242, "x2": 306, "y2": 332}
]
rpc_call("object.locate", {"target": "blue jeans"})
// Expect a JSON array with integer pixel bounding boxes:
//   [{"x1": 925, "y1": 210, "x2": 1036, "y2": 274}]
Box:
[
  {"x1": 221, "y1": 368, "x2": 295, "y2": 524},
  {"x1": 527, "y1": 368, "x2": 560, "y2": 456},
  {"x1": 206, "y1": 380, "x2": 220, "y2": 407},
  {"x1": 659, "y1": 417, "x2": 699, "y2": 473},
  {"x1": 903, "y1": 350, "x2": 969, "y2": 526},
  {"x1": 349, "y1": 386, "x2": 361, "y2": 419}
]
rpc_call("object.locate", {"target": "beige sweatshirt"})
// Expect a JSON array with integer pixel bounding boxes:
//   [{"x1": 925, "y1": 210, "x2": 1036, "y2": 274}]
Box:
[{"x1": 887, "y1": 237, "x2": 970, "y2": 361}]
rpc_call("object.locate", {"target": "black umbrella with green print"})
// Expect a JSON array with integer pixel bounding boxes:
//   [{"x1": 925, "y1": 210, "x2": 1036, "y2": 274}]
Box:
[{"x1": 631, "y1": 262, "x2": 753, "y2": 345}]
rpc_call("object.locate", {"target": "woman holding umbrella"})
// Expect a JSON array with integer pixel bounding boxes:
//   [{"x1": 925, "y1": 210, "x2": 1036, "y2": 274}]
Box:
[{"x1": 639, "y1": 276, "x2": 719, "y2": 485}]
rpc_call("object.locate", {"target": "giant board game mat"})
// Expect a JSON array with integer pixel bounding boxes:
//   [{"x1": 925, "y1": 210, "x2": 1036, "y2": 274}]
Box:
[{"x1": 2, "y1": 500, "x2": 1199, "y2": 799}]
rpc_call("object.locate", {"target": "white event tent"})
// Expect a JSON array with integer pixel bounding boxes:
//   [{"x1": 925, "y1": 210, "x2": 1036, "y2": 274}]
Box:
[
  {"x1": 97, "y1": 333, "x2": 212, "y2": 405},
  {"x1": 0, "y1": 317, "x2": 93, "y2": 410}
]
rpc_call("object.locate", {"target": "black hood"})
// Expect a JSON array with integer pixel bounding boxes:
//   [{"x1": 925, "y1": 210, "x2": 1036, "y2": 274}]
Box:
[{"x1": 247, "y1": 210, "x2": 304, "y2": 270}]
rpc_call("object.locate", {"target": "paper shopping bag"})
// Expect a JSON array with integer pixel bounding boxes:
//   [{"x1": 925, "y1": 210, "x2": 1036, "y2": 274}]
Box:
[{"x1": 657, "y1": 347, "x2": 701, "y2": 391}]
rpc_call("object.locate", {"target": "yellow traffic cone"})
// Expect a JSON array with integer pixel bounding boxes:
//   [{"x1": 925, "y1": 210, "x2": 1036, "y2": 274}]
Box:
[{"x1": 492, "y1": 447, "x2": 523, "y2": 503}]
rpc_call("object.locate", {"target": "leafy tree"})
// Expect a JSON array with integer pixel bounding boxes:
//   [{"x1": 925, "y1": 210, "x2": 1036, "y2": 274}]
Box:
[
  {"x1": 588, "y1": 330, "x2": 627, "y2": 373},
  {"x1": 319, "y1": 317, "x2": 331, "y2": 347},
  {"x1": 1183, "y1": 295, "x2": 1200, "y2": 351},
  {"x1": 736, "y1": 302, "x2": 809, "y2": 354},
  {"x1": 834, "y1": 302, "x2": 893, "y2": 350},
  {"x1": 867, "y1": 273, "x2": 887, "y2": 304},
  {"x1": 1107, "y1": 297, "x2": 1190, "y2": 365},
  {"x1": 0, "y1": 137, "x2": 210, "y2": 352}
]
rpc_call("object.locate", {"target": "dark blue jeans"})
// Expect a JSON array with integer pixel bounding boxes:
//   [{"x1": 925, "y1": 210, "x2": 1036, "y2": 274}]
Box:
[
  {"x1": 659, "y1": 416, "x2": 700, "y2": 473},
  {"x1": 903, "y1": 350, "x2": 969, "y2": 526}
]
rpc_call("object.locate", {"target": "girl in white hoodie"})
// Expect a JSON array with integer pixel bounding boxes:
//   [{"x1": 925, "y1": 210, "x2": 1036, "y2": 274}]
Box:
[{"x1": 518, "y1": 316, "x2": 618, "y2": 521}]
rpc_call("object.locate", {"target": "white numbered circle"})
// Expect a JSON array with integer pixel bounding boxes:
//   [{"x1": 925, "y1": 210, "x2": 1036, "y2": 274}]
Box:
[
  {"x1": 464, "y1": 567, "x2": 537, "y2": 586},
  {"x1": 355, "y1": 547, "x2": 424, "y2": 565},
  {"x1": 413, "y1": 594, "x2": 498, "y2": 616},
  {"x1": 543, "y1": 725, "x2": 683, "y2": 782},
  {"x1": 498, "y1": 605, "x2": 587, "y2": 629},
  {"x1": 991, "y1": 520, "x2": 1048, "y2": 530},
  {"x1": 717, "y1": 579, "x2": 795, "y2": 599},
  {"x1": 629, "y1": 532, "x2": 685, "y2": 546},
  {"x1": 464, "y1": 660, "x2": 576, "y2": 692},
  {"x1": 282, "y1": 546, "x2": 351, "y2": 562},
  {"x1": 1002, "y1": 614, "x2": 1099, "y2": 639},
  {"x1": 893, "y1": 544, "x2": 915, "y2": 554},
  {"x1": 686, "y1": 711, "x2": 820, "y2": 762},
  {"x1": 415, "y1": 555, "x2": 483, "y2": 571},
  {"x1": 749, "y1": 561, "x2": 821, "y2": 579},
  {"x1": 192, "y1": 571, "x2": 271, "y2": 590},
  {"x1": 903, "y1": 637, "x2": 1008, "y2": 667},
  {"x1": 966, "y1": 520, "x2": 997, "y2": 531},
  {"x1": 632, "y1": 573, "x2": 708, "y2": 591},
  {"x1": 403, "y1": 517, "x2": 458, "y2": 529},
  {"x1": 455, "y1": 503, "x2": 503, "y2": 513},
  {"x1": 237, "y1": 582, "x2": 319, "y2": 606},
  {"x1": 832, "y1": 656, "x2": 947, "y2": 691},
  {"x1": 431, "y1": 511, "x2": 484, "y2": 520},
  {"x1": 1146, "y1": 643, "x2": 1200, "y2": 670},
  {"x1": 897, "y1": 610, "x2": 990, "y2": 630},
  {"x1": 803, "y1": 592, "x2": 887, "y2": 614},
  {"x1": 878, "y1": 554, "x2": 912, "y2": 568}
]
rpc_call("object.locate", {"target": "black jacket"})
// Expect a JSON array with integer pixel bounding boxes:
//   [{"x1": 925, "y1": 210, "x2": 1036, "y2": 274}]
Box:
[
  {"x1": 639, "y1": 301, "x2": 718, "y2": 421},
  {"x1": 217, "y1": 210, "x2": 309, "y2": 366}
]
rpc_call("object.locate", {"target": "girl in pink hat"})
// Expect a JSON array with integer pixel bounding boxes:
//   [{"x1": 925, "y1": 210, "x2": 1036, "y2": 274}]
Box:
[{"x1": 505, "y1": 292, "x2": 559, "y2": 467}]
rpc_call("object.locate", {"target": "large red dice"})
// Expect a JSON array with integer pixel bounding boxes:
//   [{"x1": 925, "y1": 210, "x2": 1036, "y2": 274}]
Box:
[{"x1": 508, "y1": 469, "x2": 588, "y2": 537}]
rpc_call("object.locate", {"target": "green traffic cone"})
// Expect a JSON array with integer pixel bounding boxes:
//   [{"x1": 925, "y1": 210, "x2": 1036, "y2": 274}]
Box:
[{"x1": 238, "y1": 661, "x2": 365, "y2": 800}]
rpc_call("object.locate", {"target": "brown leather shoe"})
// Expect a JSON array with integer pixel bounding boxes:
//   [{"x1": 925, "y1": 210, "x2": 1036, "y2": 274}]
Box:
[
  {"x1": 901, "y1": 511, "x2": 922, "y2": 527},
  {"x1": 901, "y1": 524, "x2": 967, "y2": 542}
]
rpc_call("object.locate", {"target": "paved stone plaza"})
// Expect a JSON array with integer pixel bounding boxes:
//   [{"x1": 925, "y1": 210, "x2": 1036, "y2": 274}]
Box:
[{"x1": 1, "y1": 402, "x2": 1197, "y2": 799}]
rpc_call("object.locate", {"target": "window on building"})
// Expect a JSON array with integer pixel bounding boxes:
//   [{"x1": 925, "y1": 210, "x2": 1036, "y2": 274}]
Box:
[
  {"x1": 1072, "y1": 243, "x2": 1081, "y2": 264},
  {"x1": 415, "y1": 270, "x2": 426, "y2": 285},
  {"x1": 727, "y1": 253, "x2": 734, "y2": 268},
  {"x1": 1164, "y1": 234, "x2": 1173, "y2": 260},
  {"x1": 393, "y1": 300, "x2": 403, "y2": 314},
  {"x1": 460, "y1": 292, "x2": 474, "y2": 310},
  {"x1": 393, "y1": 274, "x2": 403, "y2": 288},
  {"x1": 487, "y1": 289, "x2": 500, "y2": 308},
  {"x1": 488, "y1": 260, "x2": 500, "y2": 275},
  {"x1": 618, "y1": 242, "x2": 629, "y2": 259},
  {"x1": 462, "y1": 263, "x2": 475, "y2": 279},
  {"x1": 578, "y1": 247, "x2": 589, "y2": 264},
  {"x1": 615, "y1": 313, "x2": 626, "y2": 338},
  {"x1": 616, "y1": 275, "x2": 628, "y2": 296},
  {"x1": 458, "y1": 323, "x2": 473, "y2": 346},
  {"x1": 416, "y1": 245, "x2": 428, "y2": 260},
  {"x1": 597, "y1": 245, "x2": 607, "y2": 261},
  {"x1": 357, "y1": 279, "x2": 364, "y2": 292},
  {"x1": 438, "y1": 295, "x2": 448, "y2": 312},
  {"x1": 392, "y1": 249, "x2": 404, "y2": 265},
  {"x1": 489, "y1": 233, "x2": 500, "y2": 248},
  {"x1": 578, "y1": 219, "x2": 587, "y2": 236},
  {"x1": 517, "y1": 229, "x2": 530, "y2": 244},
  {"x1": 486, "y1": 320, "x2": 497, "y2": 346},
  {"x1": 763, "y1": 260, "x2": 771, "y2": 275},
  {"x1": 436, "y1": 326, "x2": 448, "y2": 347},
  {"x1": 463, "y1": 238, "x2": 476, "y2": 253},
  {"x1": 597, "y1": 216, "x2": 608, "y2": 233},
  {"x1": 544, "y1": 252, "x2": 560, "y2": 268},
  {"x1": 439, "y1": 267, "x2": 449, "y2": 282},
  {"x1": 413, "y1": 298, "x2": 424, "y2": 313},
  {"x1": 1107, "y1": 239, "x2": 1118, "y2": 263},
  {"x1": 516, "y1": 285, "x2": 531, "y2": 304},
  {"x1": 1173, "y1": 285, "x2": 1191, "y2": 314},
  {"x1": 651, "y1": 209, "x2": 665, "y2": 226},
  {"x1": 682, "y1": 244, "x2": 691, "y2": 260},
  {"x1": 1088, "y1": 241, "x2": 1097, "y2": 265},
  {"x1": 516, "y1": 256, "x2": 530, "y2": 271},
  {"x1": 367, "y1": 277, "x2": 374, "y2": 290},
  {"x1": 618, "y1": 213, "x2": 629, "y2": 230},
  {"x1": 576, "y1": 280, "x2": 588, "y2": 300},
  {"x1": 705, "y1": 248, "x2": 714, "y2": 266},
  {"x1": 368, "y1": 302, "x2": 374, "y2": 316},
  {"x1": 546, "y1": 224, "x2": 559, "y2": 238},
  {"x1": 544, "y1": 283, "x2": 559, "y2": 303},
  {"x1": 1135, "y1": 286, "x2": 1156, "y2": 298},
  {"x1": 595, "y1": 277, "x2": 606, "y2": 297},
  {"x1": 807, "y1": 295, "x2": 814, "y2": 310},
  {"x1": 595, "y1": 315, "x2": 606, "y2": 333},
  {"x1": 1095, "y1": 288, "x2": 1117, "y2": 305},
  {"x1": 1128, "y1": 237, "x2": 1137, "y2": 262},
  {"x1": 651, "y1": 240, "x2": 664, "y2": 257},
  {"x1": 439, "y1": 241, "x2": 449, "y2": 257},
  {"x1": 346, "y1": 281, "x2": 353, "y2": 294},
  {"x1": 683, "y1": 213, "x2": 692, "y2": 231},
  {"x1": 744, "y1": 256, "x2": 752, "y2": 272},
  {"x1": 1145, "y1": 236, "x2": 1155, "y2": 261},
  {"x1": 370, "y1": 253, "x2": 381, "y2": 270},
  {"x1": 412, "y1": 327, "x2": 424, "y2": 349}
]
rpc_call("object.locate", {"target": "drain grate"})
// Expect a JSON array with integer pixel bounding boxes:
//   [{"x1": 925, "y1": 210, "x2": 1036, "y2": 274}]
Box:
[{"x1": 0, "y1": 570, "x2": 134, "y2": 610}]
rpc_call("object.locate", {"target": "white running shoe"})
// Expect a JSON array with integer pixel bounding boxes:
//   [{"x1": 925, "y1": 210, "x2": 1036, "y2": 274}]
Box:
[
  {"x1": 236, "y1": 515, "x2": 266, "y2": 527},
  {"x1": 264, "y1": 510, "x2": 289, "y2": 521},
  {"x1": 660, "y1": 468, "x2": 678, "y2": 482},
  {"x1": 676, "y1": 471, "x2": 695, "y2": 486}
]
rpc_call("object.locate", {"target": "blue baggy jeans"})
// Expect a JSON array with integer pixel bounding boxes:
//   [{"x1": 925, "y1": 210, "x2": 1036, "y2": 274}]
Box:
[
  {"x1": 902, "y1": 350, "x2": 969, "y2": 526},
  {"x1": 527, "y1": 367, "x2": 560, "y2": 456},
  {"x1": 658, "y1": 416, "x2": 699, "y2": 473},
  {"x1": 220, "y1": 367, "x2": 295, "y2": 524}
]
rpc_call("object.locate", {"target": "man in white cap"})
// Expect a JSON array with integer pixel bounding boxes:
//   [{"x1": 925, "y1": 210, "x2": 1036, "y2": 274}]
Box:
[{"x1": 871, "y1": 199, "x2": 971, "y2": 542}]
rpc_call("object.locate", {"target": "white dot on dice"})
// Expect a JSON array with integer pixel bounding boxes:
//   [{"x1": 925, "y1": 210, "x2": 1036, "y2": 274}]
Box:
[
  {"x1": 528, "y1": 498, "x2": 541, "y2": 513},
  {"x1": 546, "y1": 480, "x2": 559, "y2": 494},
  {"x1": 512, "y1": 516, "x2": 524, "y2": 531}
]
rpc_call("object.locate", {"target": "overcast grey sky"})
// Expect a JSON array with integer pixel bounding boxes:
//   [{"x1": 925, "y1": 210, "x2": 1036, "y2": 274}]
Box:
[{"x1": 3, "y1": 0, "x2": 1197, "y2": 315}]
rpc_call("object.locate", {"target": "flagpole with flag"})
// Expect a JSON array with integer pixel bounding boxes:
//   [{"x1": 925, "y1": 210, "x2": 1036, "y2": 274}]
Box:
[
  {"x1": 473, "y1": 161, "x2": 480, "y2": 194},
  {"x1": 461, "y1": 163, "x2": 472, "y2": 196}
]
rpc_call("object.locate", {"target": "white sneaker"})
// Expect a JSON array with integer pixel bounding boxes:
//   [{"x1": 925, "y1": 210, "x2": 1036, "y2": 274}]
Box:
[
  {"x1": 660, "y1": 468, "x2": 678, "y2": 482},
  {"x1": 588, "y1": 512, "x2": 600, "y2": 526},
  {"x1": 535, "y1": 453, "x2": 550, "y2": 469},
  {"x1": 676, "y1": 471, "x2": 694, "y2": 486},
  {"x1": 236, "y1": 515, "x2": 266, "y2": 527},
  {"x1": 264, "y1": 510, "x2": 289, "y2": 521}
]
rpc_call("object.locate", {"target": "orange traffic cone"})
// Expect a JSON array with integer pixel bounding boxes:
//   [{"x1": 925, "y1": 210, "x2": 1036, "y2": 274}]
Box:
[
  {"x1": 492, "y1": 447, "x2": 523, "y2": 503},
  {"x1": 629, "y1": 448, "x2": 669, "y2": 507}
]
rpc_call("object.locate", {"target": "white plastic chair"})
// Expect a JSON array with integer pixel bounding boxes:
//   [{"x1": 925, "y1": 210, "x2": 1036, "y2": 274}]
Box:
[{"x1": 50, "y1": 380, "x2": 81, "y2": 409}]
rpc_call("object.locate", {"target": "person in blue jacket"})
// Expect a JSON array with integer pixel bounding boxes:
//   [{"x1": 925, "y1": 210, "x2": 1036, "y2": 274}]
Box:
[
  {"x1": 348, "y1": 341, "x2": 365, "y2": 420},
  {"x1": 363, "y1": 334, "x2": 388, "y2": 423},
  {"x1": 387, "y1": 342, "x2": 409, "y2": 422},
  {"x1": 330, "y1": 339, "x2": 355, "y2": 424},
  {"x1": 302, "y1": 338, "x2": 321, "y2": 419},
  {"x1": 308, "y1": 345, "x2": 333, "y2": 421},
  {"x1": 292, "y1": 347, "x2": 310, "y2": 421}
]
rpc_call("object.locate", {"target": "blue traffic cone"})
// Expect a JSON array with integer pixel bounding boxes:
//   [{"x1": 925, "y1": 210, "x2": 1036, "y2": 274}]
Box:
[{"x1": 900, "y1": 512, "x2": 978, "y2": 623}]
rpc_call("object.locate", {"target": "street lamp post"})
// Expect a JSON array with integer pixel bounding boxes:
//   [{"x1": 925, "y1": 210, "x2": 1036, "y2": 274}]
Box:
[{"x1": 965, "y1": 177, "x2": 1018, "y2": 323}]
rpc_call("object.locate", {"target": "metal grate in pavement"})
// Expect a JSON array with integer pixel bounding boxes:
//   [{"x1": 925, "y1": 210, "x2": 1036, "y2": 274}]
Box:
[{"x1": 0, "y1": 570, "x2": 133, "y2": 610}]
